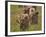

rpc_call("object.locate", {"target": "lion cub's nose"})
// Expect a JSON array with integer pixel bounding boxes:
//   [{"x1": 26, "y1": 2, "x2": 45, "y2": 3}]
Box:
[{"x1": 25, "y1": 16, "x2": 28, "y2": 19}]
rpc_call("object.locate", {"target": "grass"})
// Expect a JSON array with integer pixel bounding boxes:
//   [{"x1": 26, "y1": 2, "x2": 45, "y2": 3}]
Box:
[{"x1": 10, "y1": 5, "x2": 42, "y2": 32}]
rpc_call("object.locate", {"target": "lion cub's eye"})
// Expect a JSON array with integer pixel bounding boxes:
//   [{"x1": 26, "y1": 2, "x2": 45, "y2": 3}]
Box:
[{"x1": 31, "y1": 9, "x2": 34, "y2": 12}]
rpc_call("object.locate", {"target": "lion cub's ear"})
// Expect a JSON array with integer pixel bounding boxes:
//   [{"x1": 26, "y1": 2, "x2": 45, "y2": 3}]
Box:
[{"x1": 35, "y1": 12, "x2": 39, "y2": 15}]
